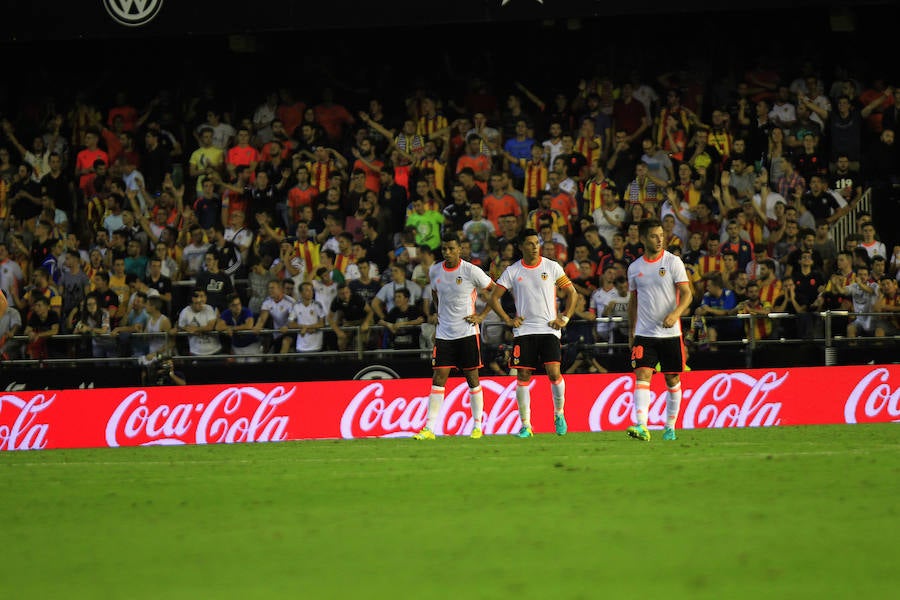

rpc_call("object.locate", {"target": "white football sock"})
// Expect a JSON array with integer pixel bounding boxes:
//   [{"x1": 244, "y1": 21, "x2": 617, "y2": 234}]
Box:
[
  {"x1": 469, "y1": 385, "x2": 484, "y2": 429},
  {"x1": 516, "y1": 383, "x2": 531, "y2": 428},
  {"x1": 425, "y1": 385, "x2": 445, "y2": 431},
  {"x1": 550, "y1": 376, "x2": 566, "y2": 415},
  {"x1": 634, "y1": 380, "x2": 651, "y2": 427},
  {"x1": 666, "y1": 382, "x2": 682, "y2": 429}
]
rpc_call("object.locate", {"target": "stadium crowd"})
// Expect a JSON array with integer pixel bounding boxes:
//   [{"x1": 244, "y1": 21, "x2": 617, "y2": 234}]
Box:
[{"x1": 1, "y1": 57, "x2": 899, "y2": 372}]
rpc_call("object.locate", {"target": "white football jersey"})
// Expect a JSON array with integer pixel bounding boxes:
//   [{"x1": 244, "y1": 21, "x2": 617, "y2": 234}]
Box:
[
  {"x1": 289, "y1": 299, "x2": 326, "y2": 352},
  {"x1": 429, "y1": 260, "x2": 494, "y2": 341},
  {"x1": 496, "y1": 257, "x2": 571, "y2": 339},
  {"x1": 261, "y1": 295, "x2": 295, "y2": 329},
  {"x1": 627, "y1": 251, "x2": 689, "y2": 338}
]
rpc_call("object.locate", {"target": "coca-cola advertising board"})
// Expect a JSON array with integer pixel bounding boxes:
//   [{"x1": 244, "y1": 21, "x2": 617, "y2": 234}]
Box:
[{"x1": 2, "y1": 365, "x2": 898, "y2": 451}]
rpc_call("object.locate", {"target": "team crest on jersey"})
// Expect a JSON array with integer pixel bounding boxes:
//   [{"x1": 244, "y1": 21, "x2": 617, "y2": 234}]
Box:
[
  {"x1": 658, "y1": 267, "x2": 667, "y2": 277},
  {"x1": 541, "y1": 272, "x2": 548, "y2": 280},
  {"x1": 456, "y1": 276, "x2": 463, "y2": 285}
]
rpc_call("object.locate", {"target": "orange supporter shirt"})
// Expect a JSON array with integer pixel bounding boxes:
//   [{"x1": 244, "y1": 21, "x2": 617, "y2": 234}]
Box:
[
  {"x1": 227, "y1": 145, "x2": 259, "y2": 168},
  {"x1": 483, "y1": 194, "x2": 521, "y2": 230},
  {"x1": 456, "y1": 154, "x2": 492, "y2": 194},
  {"x1": 277, "y1": 102, "x2": 306, "y2": 138},
  {"x1": 76, "y1": 148, "x2": 109, "y2": 190},
  {"x1": 550, "y1": 192, "x2": 577, "y2": 232},
  {"x1": 353, "y1": 158, "x2": 384, "y2": 193},
  {"x1": 314, "y1": 104, "x2": 353, "y2": 142}
]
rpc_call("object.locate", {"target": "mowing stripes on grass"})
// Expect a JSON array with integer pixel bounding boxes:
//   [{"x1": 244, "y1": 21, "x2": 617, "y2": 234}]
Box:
[{"x1": 1, "y1": 423, "x2": 896, "y2": 599}]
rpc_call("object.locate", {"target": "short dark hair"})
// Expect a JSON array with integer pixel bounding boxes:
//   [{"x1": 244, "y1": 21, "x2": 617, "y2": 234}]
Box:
[{"x1": 638, "y1": 218, "x2": 662, "y2": 238}]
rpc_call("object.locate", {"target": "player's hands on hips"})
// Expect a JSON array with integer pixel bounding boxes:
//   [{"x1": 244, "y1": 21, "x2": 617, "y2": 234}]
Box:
[
  {"x1": 549, "y1": 316, "x2": 568, "y2": 330},
  {"x1": 505, "y1": 316, "x2": 524, "y2": 328},
  {"x1": 464, "y1": 313, "x2": 483, "y2": 325}
]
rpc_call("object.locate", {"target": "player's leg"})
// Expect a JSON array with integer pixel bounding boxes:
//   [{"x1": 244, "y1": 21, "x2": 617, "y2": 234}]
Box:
[
  {"x1": 626, "y1": 335, "x2": 655, "y2": 441},
  {"x1": 414, "y1": 366, "x2": 449, "y2": 440},
  {"x1": 662, "y1": 373, "x2": 682, "y2": 441},
  {"x1": 463, "y1": 368, "x2": 484, "y2": 438},
  {"x1": 545, "y1": 361, "x2": 567, "y2": 436},
  {"x1": 542, "y1": 335, "x2": 567, "y2": 435},
  {"x1": 511, "y1": 336, "x2": 536, "y2": 437},
  {"x1": 515, "y1": 368, "x2": 534, "y2": 437},
  {"x1": 659, "y1": 336, "x2": 687, "y2": 441},
  {"x1": 414, "y1": 344, "x2": 453, "y2": 440},
  {"x1": 459, "y1": 333, "x2": 486, "y2": 438}
]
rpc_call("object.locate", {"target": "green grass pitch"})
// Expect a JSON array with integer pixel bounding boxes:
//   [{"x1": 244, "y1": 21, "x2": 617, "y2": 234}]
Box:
[{"x1": 1, "y1": 423, "x2": 896, "y2": 599}]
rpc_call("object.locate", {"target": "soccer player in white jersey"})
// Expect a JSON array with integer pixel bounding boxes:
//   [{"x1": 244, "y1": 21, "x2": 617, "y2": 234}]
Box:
[
  {"x1": 487, "y1": 229, "x2": 577, "y2": 437},
  {"x1": 413, "y1": 235, "x2": 496, "y2": 440},
  {"x1": 626, "y1": 218, "x2": 693, "y2": 441}
]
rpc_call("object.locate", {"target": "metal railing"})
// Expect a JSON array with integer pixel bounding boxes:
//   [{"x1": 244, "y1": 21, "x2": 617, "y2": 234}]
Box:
[{"x1": 1, "y1": 312, "x2": 897, "y2": 369}]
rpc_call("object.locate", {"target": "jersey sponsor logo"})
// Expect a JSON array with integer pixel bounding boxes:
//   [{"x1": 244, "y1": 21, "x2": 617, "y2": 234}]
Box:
[{"x1": 103, "y1": 0, "x2": 164, "y2": 27}]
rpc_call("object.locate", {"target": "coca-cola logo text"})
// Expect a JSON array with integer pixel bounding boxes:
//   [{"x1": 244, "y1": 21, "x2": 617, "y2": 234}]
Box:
[
  {"x1": 339, "y1": 380, "x2": 526, "y2": 438},
  {"x1": 589, "y1": 371, "x2": 787, "y2": 430},
  {"x1": 844, "y1": 368, "x2": 900, "y2": 424},
  {"x1": 105, "y1": 386, "x2": 293, "y2": 446},
  {"x1": 0, "y1": 393, "x2": 54, "y2": 450}
]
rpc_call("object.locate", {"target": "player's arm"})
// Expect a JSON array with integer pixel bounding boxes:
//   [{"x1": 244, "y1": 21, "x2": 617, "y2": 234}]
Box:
[
  {"x1": 486, "y1": 284, "x2": 521, "y2": 328},
  {"x1": 549, "y1": 277, "x2": 576, "y2": 330},
  {"x1": 628, "y1": 290, "x2": 638, "y2": 346},
  {"x1": 427, "y1": 287, "x2": 439, "y2": 324},
  {"x1": 0, "y1": 290, "x2": 7, "y2": 319},
  {"x1": 465, "y1": 282, "x2": 496, "y2": 324},
  {"x1": 663, "y1": 281, "x2": 693, "y2": 328}
]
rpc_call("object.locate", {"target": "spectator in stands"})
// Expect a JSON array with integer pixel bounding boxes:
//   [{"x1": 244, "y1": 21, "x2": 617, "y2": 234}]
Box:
[
  {"x1": 846, "y1": 264, "x2": 878, "y2": 339},
  {"x1": 858, "y1": 222, "x2": 887, "y2": 260},
  {"x1": 287, "y1": 281, "x2": 327, "y2": 353},
  {"x1": 0, "y1": 299, "x2": 23, "y2": 359},
  {"x1": 872, "y1": 276, "x2": 899, "y2": 337},
  {"x1": 25, "y1": 295, "x2": 60, "y2": 359},
  {"x1": 372, "y1": 262, "x2": 422, "y2": 323},
  {"x1": 194, "y1": 250, "x2": 234, "y2": 313},
  {"x1": 111, "y1": 290, "x2": 149, "y2": 358},
  {"x1": 737, "y1": 280, "x2": 774, "y2": 341},
  {"x1": 379, "y1": 287, "x2": 423, "y2": 351},
  {"x1": 328, "y1": 281, "x2": 372, "y2": 351},
  {"x1": 219, "y1": 292, "x2": 261, "y2": 360},
  {"x1": 254, "y1": 279, "x2": 295, "y2": 354},
  {"x1": 176, "y1": 288, "x2": 221, "y2": 356},
  {"x1": 694, "y1": 272, "x2": 742, "y2": 351}
]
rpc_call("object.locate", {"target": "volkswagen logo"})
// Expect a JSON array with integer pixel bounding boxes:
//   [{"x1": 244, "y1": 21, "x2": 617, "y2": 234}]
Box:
[{"x1": 103, "y1": 0, "x2": 164, "y2": 27}]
